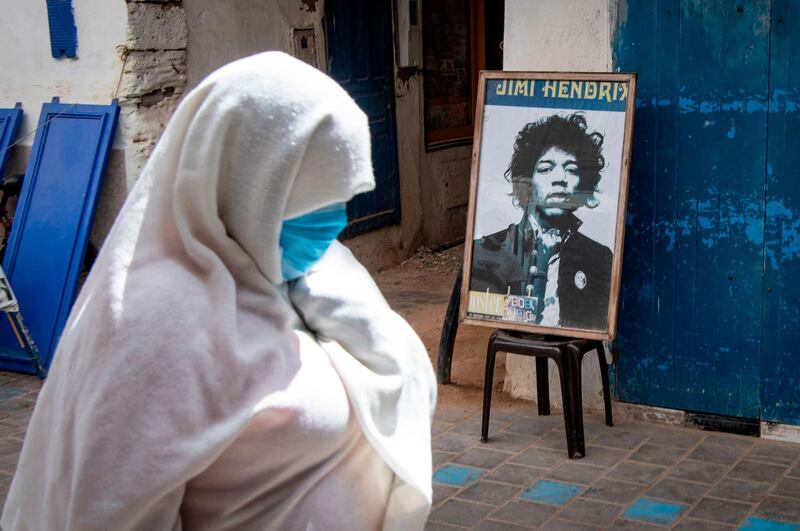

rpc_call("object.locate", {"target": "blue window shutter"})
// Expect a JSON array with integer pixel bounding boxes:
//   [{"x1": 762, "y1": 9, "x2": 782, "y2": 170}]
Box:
[{"x1": 46, "y1": 0, "x2": 77, "y2": 58}]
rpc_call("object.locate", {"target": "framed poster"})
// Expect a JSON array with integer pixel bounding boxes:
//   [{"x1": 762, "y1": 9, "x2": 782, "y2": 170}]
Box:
[{"x1": 460, "y1": 71, "x2": 637, "y2": 340}]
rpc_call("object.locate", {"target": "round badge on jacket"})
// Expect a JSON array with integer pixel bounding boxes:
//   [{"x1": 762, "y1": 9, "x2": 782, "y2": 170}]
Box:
[{"x1": 574, "y1": 271, "x2": 587, "y2": 290}]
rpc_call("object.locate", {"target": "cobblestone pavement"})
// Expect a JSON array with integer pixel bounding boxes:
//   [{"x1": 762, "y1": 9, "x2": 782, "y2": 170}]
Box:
[
  {"x1": 429, "y1": 403, "x2": 800, "y2": 530},
  {"x1": 0, "y1": 371, "x2": 40, "y2": 506},
  {"x1": 0, "y1": 248, "x2": 797, "y2": 529},
  {"x1": 0, "y1": 370, "x2": 797, "y2": 530}
]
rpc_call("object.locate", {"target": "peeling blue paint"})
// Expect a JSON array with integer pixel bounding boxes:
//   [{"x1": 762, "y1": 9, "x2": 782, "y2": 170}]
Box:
[
  {"x1": 745, "y1": 220, "x2": 764, "y2": 245},
  {"x1": 727, "y1": 122, "x2": 737, "y2": 139}
]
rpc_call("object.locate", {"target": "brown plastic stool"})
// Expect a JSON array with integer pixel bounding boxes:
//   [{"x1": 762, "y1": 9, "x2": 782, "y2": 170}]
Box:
[{"x1": 481, "y1": 330, "x2": 613, "y2": 458}]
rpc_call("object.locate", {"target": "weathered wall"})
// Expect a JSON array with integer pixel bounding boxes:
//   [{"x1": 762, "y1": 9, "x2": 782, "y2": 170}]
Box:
[
  {"x1": 120, "y1": 0, "x2": 188, "y2": 185},
  {"x1": 184, "y1": 0, "x2": 325, "y2": 90},
  {"x1": 0, "y1": 0, "x2": 129, "y2": 249},
  {"x1": 0, "y1": 0, "x2": 128, "y2": 143},
  {"x1": 502, "y1": 0, "x2": 613, "y2": 412}
]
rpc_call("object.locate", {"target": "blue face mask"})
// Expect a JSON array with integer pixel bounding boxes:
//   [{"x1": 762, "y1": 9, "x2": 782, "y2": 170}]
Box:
[{"x1": 280, "y1": 203, "x2": 348, "y2": 281}]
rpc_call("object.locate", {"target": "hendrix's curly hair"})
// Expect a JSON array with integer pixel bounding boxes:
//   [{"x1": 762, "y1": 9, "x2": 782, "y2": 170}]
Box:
[{"x1": 505, "y1": 113, "x2": 605, "y2": 209}]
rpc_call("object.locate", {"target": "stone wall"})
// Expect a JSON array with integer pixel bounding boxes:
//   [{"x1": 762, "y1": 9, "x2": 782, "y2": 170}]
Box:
[{"x1": 120, "y1": 0, "x2": 188, "y2": 184}]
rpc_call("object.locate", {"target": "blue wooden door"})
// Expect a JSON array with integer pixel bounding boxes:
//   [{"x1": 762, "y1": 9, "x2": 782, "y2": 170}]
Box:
[
  {"x1": 761, "y1": 0, "x2": 800, "y2": 425},
  {"x1": 0, "y1": 102, "x2": 119, "y2": 373},
  {"x1": 614, "y1": 1, "x2": 780, "y2": 420},
  {"x1": 325, "y1": 0, "x2": 401, "y2": 237}
]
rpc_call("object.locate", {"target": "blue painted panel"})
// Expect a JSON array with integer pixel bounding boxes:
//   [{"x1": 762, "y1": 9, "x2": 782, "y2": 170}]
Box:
[
  {"x1": 325, "y1": 0, "x2": 401, "y2": 237},
  {"x1": 614, "y1": 1, "x2": 769, "y2": 418},
  {"x1": 0, "y1": 105, "x2": 23, "y2": 173},
  {"x1": 432, "y1": 464, "x2": 484, "y2": 486},
  {"x1": 762, "y1": 0, "x2": 800, "y2": 424},
  {"x1": 0, "y1": 102, "x2": 119, "y2": 372},
  {"x1": 623, "y1": 497, "x2": 687, "y2": 527},
  {"x1": 520, "y1": 480, "x2": 582, "y2": 506},
  {"x1": 46, "y1": 0, "x2": 77, "y2": 58}
]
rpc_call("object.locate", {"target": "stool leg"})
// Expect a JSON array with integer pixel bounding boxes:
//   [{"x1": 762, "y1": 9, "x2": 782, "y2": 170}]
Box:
[
  {"x1": 596, "y1": 344, "x2": 613, "y2": 427},
  {"x1": 481, "y1": 339, "x2": 498, "y2": 443},
  {"x1": 535, "y1": 356, "x2": 550, "y2": 416},
  {"x1": 554, "y1": 356, "x2": 576, "y2": 459},
  {"x1": 568, "y1": 346, "x2": 586, "y2": 458}
]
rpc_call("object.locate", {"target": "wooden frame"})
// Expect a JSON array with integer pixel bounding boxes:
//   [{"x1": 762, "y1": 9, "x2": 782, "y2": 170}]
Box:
[{"x1": 459, "y1": 71, "x2": 637, "y2": 341}]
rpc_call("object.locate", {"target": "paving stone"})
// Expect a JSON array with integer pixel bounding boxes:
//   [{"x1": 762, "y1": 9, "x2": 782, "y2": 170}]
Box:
[
  {"x1": 557, "y1": 498, "x2": 621, "y2": 526},
  {"x1": 481, "y1": 431, "x2": 536, "y2": 453},
  {"x1": 504, "y1": 416, "x2": 559, "y2": 438},
  {"x1": 704, "y1": 433, "x2": 755, "y2": 449},
  {"x1": 433, "y1": 433, "x2": 480, "y2": 454},
  {"x1": 483, "y1": 408, "x2": 527, "y2": 423},
  {"x1": 511, "y1": 447, "x2": 565, "y2": 469},
  {"x1": 629, "y1": 444, "x2": 687, "y2": 466},
  {"x1": 687, "y1": 442, "x2": 746, "y2": 466},
  {"x1": 623, "y1": 497, "x2": 688, "y2": 527},
  {"x1": 434, "y1": 464, "x2": 485, "y2": 487},
  {"x1": 454, "y1": 448, "x2": 513, "y2": 470},
  {"x1": 452, "y1": 419, "x2": 504, "y2": 437},
  {"x1": 606, "y1": 518, "x2": 663, "y2": 530},
  {"x1": 669, "y1": 459, "x2": 729, "y2": 484},
  {"x1": 582, "y1": 478, "x2": 644, "y2": 504},
  {"x1": 455, "y1": 480, "x2": 523, "y2": 506},
  {"x1": 534, "y1": 431, "x2": 572, "y2": 452},
  {"x1": 0, "y1": 437, "x2": 23, "y2": 457},
  {"x1": 539, "y1": 518, "x2": 599, "y2": 531},
  {"x1": 489, "y1": 499, "x2": 558, "y2": 526},
  {"x1": 433, "y1": 484, "x2": 460, "y2": 507},
  {"x1": 688, "y1": 497, "x2": 752, "y2": 525},
  {"x1": 745, "y1": 443, "x2": 800, "y2": 466},
  {"x1": 772, "y1": 477, "x2": 800, "y2": 499},
  {"x1": 473, "y1": 520, "x2": 532, "y2": 531},
  {"x1": 434, "y1": 405, "x2": 473, "y2": 424},
  {"x1": 547, "y1": 463, "x2": 607, "y2": 485},
  {"x1": 432, "y1": 420, "x2": 455, "y2": 437},
  {"x1": 433, "y1": 451, "x2": 457, "y2": 468},
  {"x1": 740, "y1": 516, "x2": 800, "y2": 531},
  {"x1": 647, "y1": 428, "x2": 706, "y2": 449},
  {"x1": 727, "y1": 460, "x2": 787, "y2": 483},
  {"x1": 520, "y1": 480, "x2": 582, "y2": 506},
  {"x1": 429, "y1": 499, "x2": 494, "y2": 527},
  {"x1": 0, "y1": 414, "x2": 31, "y2": 430},
  {"x1": 708, "y1": 478, "x2": 771, "y2": 503},
  {"x1": 592, "y1": 430, "x2": 650, "y2": 450},
  {"x1": 0, "y1": 452, "x2": 20, "y2": 474},
  {"x1": 754, "y1": 496, "x2": 800, "y2": 523},
  {"x1": 606, "y1": 461, "x2": 666, "y2": 485},
  {"x1": 0, "y1": 421, "x2": 23, "y2": 438},
  {"x1": 671, "y1": 518, "x2": 734, "y2": 530},
  {"x1": 581, "y1": 418, "x2": 609, "y2": 443},
  {"x1": 579, "y1": 446, "x2": 630, "y2": 468},
  {"x1": 486, "y1": 464, "x2": 546, "y2": 486},
  {"x1": 425, "y1": 522, "x2": 464, "y2": 531},
  {"x1": 646, "y1": 477, "x2": 709, "y2": 504}
]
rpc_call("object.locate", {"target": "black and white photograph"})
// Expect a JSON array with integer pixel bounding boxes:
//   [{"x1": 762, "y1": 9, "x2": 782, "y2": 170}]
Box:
[{"x1": 462, "y1": 73, "x2": 635, "y2": 339}]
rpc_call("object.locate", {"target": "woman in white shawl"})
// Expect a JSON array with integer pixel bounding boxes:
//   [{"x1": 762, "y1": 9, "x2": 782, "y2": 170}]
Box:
[{"x1": 2, "y1": 52, "x2": 437, "y2": 530}]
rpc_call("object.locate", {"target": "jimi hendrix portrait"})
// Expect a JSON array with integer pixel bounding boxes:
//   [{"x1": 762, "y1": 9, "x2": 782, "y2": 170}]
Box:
[{"x1": 469, "y1": 112, "x2": 612, "y2": 331}]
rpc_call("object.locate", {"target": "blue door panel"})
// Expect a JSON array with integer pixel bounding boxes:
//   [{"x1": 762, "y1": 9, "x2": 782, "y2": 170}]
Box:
[
  {"x1": 0, "y1": 105, "x2": 23, "y2": 173},
  {"x1": 0, "y1": 102, "x2": 119, "y2": 372},
  {"x1": 326, "y1": 0, "x2": 401, "y2": 236},
  {"x1": 614, "y1": 1, "x2": 768, "y2": 419},
  {"x1": 762, "y1": 0, "x2": 800, "y2": 424}
]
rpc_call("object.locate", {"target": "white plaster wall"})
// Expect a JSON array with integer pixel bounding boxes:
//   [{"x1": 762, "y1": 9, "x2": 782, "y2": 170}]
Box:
[
  {"x1": 185, "y1": 0, "x2": 324, "y2": 90},
  {"x1": 0, "y1": 0, "x2": 128, "y2": 146},
  {"x1": 501, "y1": 0, "x2": 613, "y2": 413}
]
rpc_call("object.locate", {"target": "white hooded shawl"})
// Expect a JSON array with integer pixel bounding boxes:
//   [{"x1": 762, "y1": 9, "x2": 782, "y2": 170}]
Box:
[{"x1": 2, "y1": 52, "x2": 436, "y2": 530}]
